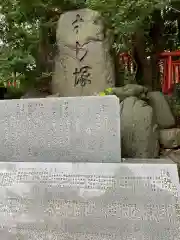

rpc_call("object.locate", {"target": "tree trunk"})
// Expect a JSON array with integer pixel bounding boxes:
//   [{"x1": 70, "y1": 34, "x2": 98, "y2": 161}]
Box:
[
  {"x1": 150, "y1": 10, "x2": 165, "y2": 90},
  {"x1": 37, "y1": 23, "x2": 50, "y2": 75},
  {"x1": 132, "y1": 31, "x2": 152, "y2": 87},
  {"x1": 35, "y1": 11, "x2": 60, "y2": 93},
  {"x1": 132, "y1": 10, "x2": 165, "y2": 90}
]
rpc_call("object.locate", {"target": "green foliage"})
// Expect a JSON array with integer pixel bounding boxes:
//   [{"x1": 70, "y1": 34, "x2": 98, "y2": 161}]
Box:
[
  {"x1": 0, "y1": 0, "x2": 39, "y2": 89},
  {"x1": 0, "y1": 0, "x2": 85, "y2": 92},
  {"x1": 87, "y1": 0, "x2": 168, "y2": 52},
  {"x1": 0, "y1": 0, "x2": 180, "y2": 94}
]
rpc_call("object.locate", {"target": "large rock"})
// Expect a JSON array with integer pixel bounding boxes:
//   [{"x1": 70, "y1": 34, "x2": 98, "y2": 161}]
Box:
[
  {"x1": 121, "y1": 96, "x2": 159, "y2": 158},
  {"x1": 112, "y1": 84, "x2": 148, "y2": 101},
  {"x1": 53, "y1": 8, "x2": 115, "y2": 97},
  {"x1": 148, "y1": 91, "x2": 175, "y2": 129},
  {"x1": 160, "y1": 128, "x2": 180, "y2": 149}
]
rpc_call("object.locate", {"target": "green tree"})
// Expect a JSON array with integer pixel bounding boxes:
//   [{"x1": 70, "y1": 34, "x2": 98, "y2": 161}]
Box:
[
  {"x1": 1, "y1": 0, "x2": 180, "y2": 95},
  {"x1": 87, "y1": 0, "x2": 171, "y2": 88},
  {"x1": 0, "y1": 0, "x2": 85, "y2": 94}
]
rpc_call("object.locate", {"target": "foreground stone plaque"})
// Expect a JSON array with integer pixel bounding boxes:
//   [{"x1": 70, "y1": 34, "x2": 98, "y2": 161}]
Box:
[
  {"x1": 0, "y1": 96, "x2": 120, "y2": 162},
  {"x1": 0, "y1": 160, "x2": 179, "y2": 239}
]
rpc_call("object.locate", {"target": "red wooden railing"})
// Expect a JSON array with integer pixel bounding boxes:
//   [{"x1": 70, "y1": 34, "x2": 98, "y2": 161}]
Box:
[
  {"x1": 119, "y1": 51, "x2": 180, "y2": 95},
  {"x1": 3, "y1": 80, "x2": 19, "y2": 88},
  {"x1": 159, "y1": 51, "x2": 180, "y2": 95}
]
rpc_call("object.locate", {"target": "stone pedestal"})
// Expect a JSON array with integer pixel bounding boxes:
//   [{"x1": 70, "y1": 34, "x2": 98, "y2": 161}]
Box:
[{"x1": 0, "y1": 160, "x2": 179, "y2": 239}]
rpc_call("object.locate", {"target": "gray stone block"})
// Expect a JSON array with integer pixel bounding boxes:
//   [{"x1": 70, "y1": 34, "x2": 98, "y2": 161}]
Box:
[
  {"x1": 0, "y1": 161, "x2": 179, "y2": 239},
  {"x1": 120, "y1": 97, "x2": 159, "y2": 158},
  {"x1": 0, "y1": 96, "x2": 120, "y2": 162},
  {"x1": 160, "y1": 128, "x2": 180, "y2": 149},
  {"x1": 148, "y1": 91, "x2": 175, "y2": 129}
]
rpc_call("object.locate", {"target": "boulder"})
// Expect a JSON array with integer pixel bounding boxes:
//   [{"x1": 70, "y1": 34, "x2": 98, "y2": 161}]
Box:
[
  {"x1": 148, "y1": 91, "x2": 175, "y2": 129},
  {"x1": 121, "y1": 96, "x2": 159, "y2": 158},
  {"x1": 112, "y1": 84, "x2": 148, "y2": 101},
  {"x1": 160, "y1": 128, "x2": 180, "y2": 149},
  {"x1": 52, "y1": 8, "x2": 115, "y2": 97}
]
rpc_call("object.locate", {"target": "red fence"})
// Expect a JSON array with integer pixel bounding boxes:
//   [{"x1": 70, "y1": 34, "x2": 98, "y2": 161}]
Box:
[
  {"x1": 3, "y1": 80, "x2": 20, "y2": 88},
  {"x1": 160, "y1": 51, "x2": 180, "y2": 95},
  {"x1": 119, "y1": 51, "x2": 180, "y2": 95}
]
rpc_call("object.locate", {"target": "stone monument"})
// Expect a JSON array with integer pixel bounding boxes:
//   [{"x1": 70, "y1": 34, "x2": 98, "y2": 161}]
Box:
[
  {"x1": 0, "y1": 159, "x2": 179, "y2": 239},
  {"x1": 0, "y1": 96, "x2": 120, "y2": 162},
  {"x1": 52, "y1": 8, "x2": 115, "y2": 97}
]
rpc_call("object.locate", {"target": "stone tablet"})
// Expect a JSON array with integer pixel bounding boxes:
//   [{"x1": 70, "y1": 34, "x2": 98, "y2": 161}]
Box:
[
  {"x1": 53, "y1": 8, "x2": 115, "y2": 97},
  {"x1": 0, "y1": 96, "x2": 120, "y2": 162},
  {"x1": 0, "y1": 161, "x2": 179, "y2": 239}
]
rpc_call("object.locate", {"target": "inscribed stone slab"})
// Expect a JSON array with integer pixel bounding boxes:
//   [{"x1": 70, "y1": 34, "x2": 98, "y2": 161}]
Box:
[
  {"x1": 53, "y1": 8, "x2": 115, "y2": 97},
  {"x1": 0, "y1": 161, "x2": 179, "y2": 239},
  {"x1": 0, "y1": 96, "x2": 120, "y2": 162}
]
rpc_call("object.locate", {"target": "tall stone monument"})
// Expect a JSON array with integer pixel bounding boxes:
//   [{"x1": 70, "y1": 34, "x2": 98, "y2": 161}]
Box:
[
  {"x1": 52, "y1": 8, "x2": 115, "y2": 97},
  {"x1": 0, "y1": 96, "x2": 120, "y2": 162}
]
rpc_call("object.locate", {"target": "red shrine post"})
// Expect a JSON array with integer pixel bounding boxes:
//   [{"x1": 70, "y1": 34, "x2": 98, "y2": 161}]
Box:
[
  {"x1": 159, "y1": 50, "x2": 180, "y2": 95},
  {"x1": 119, "y1": 52, "x2": 135, "y2": 74}
]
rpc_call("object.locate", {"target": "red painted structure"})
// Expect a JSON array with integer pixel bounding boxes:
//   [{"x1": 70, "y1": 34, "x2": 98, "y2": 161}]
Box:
[
  {"x1": 119, "y1": 52, "x2": 135, "y2": 74},
  {"x1": 119, "y1": 51, "x2": 180, "y2": 95},
  {"x1": 159, "y1": 51, "x2": 180, "y2": 95},
  {"x1": 3, "y1": 80, "x2": 19, "y2": 88}
]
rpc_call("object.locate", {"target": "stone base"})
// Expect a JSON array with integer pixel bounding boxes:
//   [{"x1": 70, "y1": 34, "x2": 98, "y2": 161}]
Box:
[{"x1": 0, "y1": 161, "x2": 179, "y2": 239}]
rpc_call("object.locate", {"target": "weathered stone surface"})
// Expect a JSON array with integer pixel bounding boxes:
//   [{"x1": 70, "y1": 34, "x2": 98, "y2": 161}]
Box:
[
  {"x1": 160, "y1": 149, "x2": 180, "y2": 176},
  {"x1": 148, "y1": 91, "x2": 175, "y2": 129},
  {"x1": 53, "y1": 8, "x2": 115, "y2": 97},
  {"x1": 46, "y1": 93, "x2": 61, "y2": 98},
  {"x1": 0, "y1": 96, "x2": 120, "y2": 162},
  {"x1": 160, "y1": 128, "x2": 180, "y2": 148},
  {"x1": 0, "y1": 161, "x2": 179, "y2": 239},
  {"x1": 112, "y1": 84, "x2": 148, "y2": 101},
  {"x1": 161, "y1": 149, "x2": 180, "y2": 163},
  {"x1": 123, "y1": 157, "x2": 175, "y2": 164},
  {"x1": 121, "y1": 96, "x2": 159, "y2": 158},
  {"x1": 21, "y1": 89, "x2": 48, "y2": 98}
]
